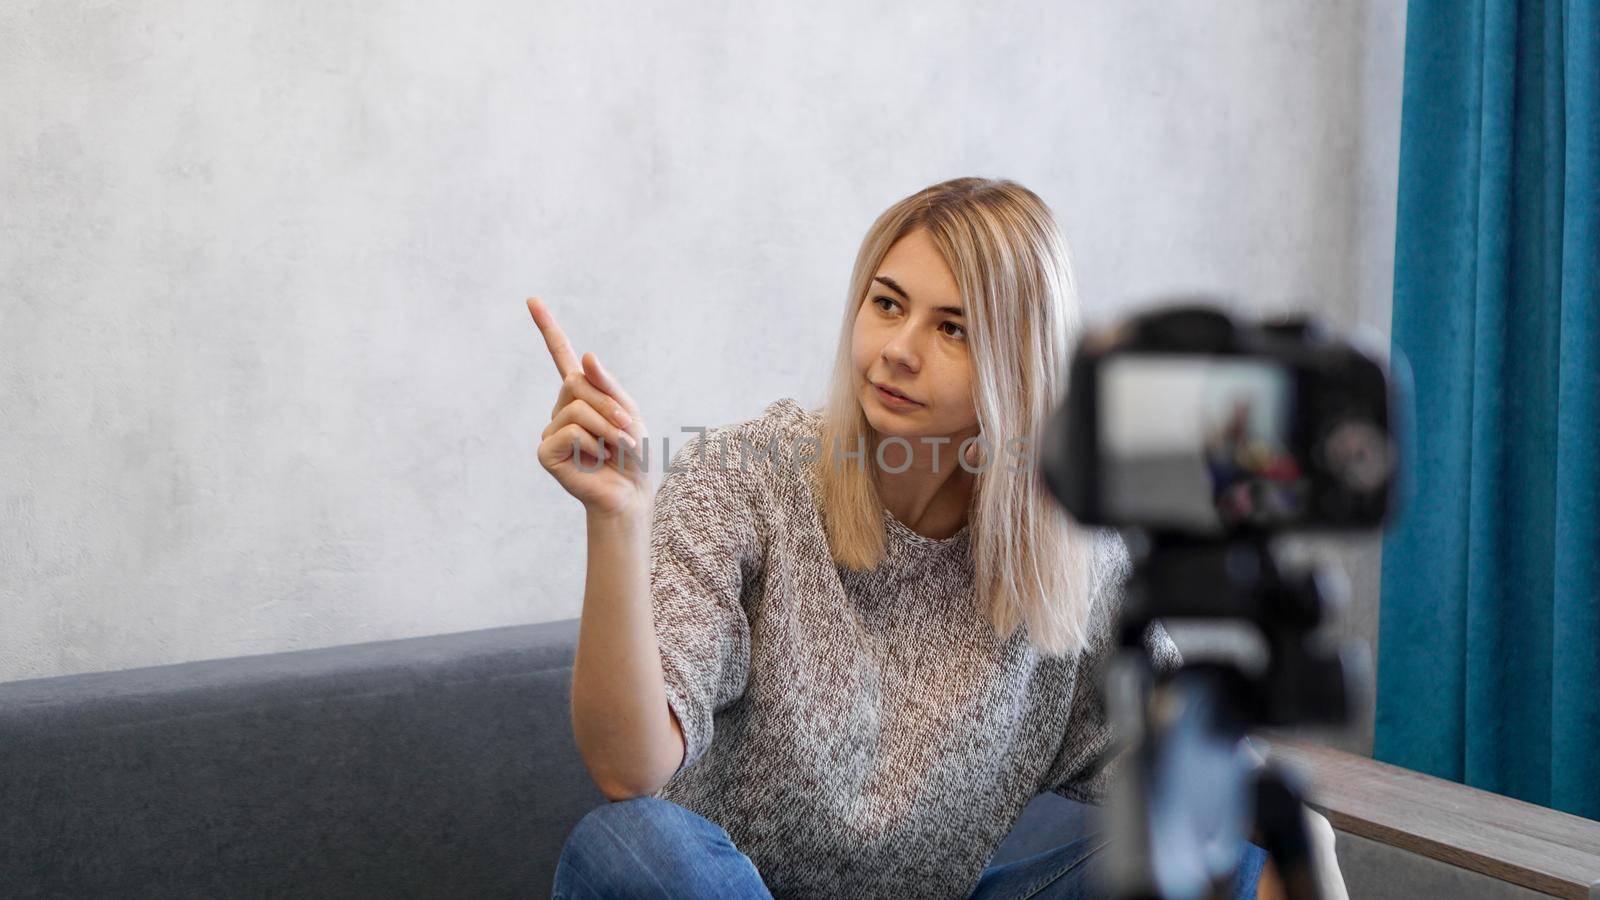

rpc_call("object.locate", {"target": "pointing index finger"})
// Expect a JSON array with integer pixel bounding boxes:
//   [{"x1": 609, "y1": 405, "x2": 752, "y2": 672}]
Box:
[{"x1": 526, "y1": 297, "x2": 581, "y2": 379}]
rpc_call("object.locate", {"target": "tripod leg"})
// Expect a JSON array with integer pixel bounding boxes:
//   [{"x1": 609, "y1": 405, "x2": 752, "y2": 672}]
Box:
[{"x1": 1251, "y1": 763, "x2": 1321, "y2": 900}]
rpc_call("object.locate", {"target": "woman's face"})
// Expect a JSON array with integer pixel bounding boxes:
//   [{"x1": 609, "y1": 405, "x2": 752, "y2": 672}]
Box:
[{"x1": 851, "y1": 228, "x2": 980, "y2": 448}]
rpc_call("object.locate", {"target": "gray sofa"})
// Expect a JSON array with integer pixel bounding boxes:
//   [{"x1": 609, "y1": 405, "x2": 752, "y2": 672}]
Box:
[{"x1": 0, "y1": 618, "x2": 1097, "y2": 897}]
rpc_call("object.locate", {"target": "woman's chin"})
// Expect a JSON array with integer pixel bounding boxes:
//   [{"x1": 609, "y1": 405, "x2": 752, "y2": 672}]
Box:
[{"x1": 860, "y1": 406, "x2": 921, "y2": 441}]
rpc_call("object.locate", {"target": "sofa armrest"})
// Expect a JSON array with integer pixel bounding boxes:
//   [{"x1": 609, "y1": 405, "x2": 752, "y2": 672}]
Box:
[{"x1": 1262, "y1": 737, "x2": 1600, "y2": 899}]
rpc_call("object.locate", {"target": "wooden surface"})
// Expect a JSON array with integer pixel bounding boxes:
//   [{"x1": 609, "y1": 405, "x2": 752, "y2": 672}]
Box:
[{"x1": 1261, "y1": 737, "x2": 1600, "y2": 899}]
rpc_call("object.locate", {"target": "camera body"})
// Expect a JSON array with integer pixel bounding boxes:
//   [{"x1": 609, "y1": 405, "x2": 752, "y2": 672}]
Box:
[{"x1": 1041, "y1": 301, "x2": 1406, "y2": 539}]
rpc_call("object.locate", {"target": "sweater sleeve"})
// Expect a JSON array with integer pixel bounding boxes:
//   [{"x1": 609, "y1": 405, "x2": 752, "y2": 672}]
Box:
[
  {"x1": 648, "y1": 429, "x2": 764, "y2": 781},
  {"x1": 1044, "y1": 530, "x2": 1183, "y2": 805}
]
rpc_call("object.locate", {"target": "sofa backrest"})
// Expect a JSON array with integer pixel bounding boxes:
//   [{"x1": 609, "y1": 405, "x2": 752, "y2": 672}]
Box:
[{"x1": 0, "y1": 618, "x2": 597, "y2": 897}]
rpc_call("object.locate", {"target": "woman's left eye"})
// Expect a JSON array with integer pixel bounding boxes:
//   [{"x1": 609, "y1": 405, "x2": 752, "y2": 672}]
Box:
[{"x1": 942, "y1": 322, "x2": 967, "y2": 340}]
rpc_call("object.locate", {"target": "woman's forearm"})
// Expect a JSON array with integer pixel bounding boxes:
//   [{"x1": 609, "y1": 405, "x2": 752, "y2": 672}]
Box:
[{"x1": 569, "y1": 501, "x2": 685, "y2": 800}]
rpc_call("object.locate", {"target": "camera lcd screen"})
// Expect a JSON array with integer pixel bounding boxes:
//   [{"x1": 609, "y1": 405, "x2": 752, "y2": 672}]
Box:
[{"x1": 1098, "y1": 353, "x2": 1309, "y2": 534}]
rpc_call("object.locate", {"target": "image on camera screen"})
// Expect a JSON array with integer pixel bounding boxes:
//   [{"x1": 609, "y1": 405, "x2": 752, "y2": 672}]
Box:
[{"x1": 1099, "y1": 354, "x2": 1308, "y2": 534}]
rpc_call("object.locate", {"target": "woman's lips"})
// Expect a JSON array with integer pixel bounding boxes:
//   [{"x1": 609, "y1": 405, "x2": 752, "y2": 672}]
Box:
[{"x1": 873, "y1": 383, "x2": 922, "y2": 408}]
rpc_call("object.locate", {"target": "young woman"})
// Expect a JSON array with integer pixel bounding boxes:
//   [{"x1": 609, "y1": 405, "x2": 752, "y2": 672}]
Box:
[{"x1": 533, "y1": 178, "x2": 1317, "y2": 898}]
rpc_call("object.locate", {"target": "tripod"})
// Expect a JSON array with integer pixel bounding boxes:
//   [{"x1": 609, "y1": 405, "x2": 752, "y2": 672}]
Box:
[{"x1": 1099, "y1": 530, "x2": 1366, "y2": 900}]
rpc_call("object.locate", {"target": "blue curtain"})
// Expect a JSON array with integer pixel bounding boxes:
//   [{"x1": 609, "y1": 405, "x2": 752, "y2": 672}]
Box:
[{"x1": 1375, "y1": 0, "x2": 1599, "y2": 818}]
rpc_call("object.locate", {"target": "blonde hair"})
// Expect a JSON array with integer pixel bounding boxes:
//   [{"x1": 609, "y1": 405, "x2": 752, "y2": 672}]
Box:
[{"x1": 811, "y1": 176, "x2": 1100, "y2": 658}]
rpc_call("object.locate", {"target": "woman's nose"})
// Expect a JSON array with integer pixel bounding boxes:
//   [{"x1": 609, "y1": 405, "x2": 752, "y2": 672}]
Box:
[{"x1": 881, "y1": 331, "x2": 921, "y2": 372}]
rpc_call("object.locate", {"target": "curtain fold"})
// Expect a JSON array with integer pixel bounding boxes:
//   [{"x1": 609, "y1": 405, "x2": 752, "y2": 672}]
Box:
[{"x1": 1375, "y1": 0, "x2": 1598, "y2": 819}]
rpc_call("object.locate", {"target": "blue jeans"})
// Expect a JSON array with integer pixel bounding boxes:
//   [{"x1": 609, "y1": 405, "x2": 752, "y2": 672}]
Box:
[{"x1": 551, "y1": 796, "x2": 1268, "y2": 899}]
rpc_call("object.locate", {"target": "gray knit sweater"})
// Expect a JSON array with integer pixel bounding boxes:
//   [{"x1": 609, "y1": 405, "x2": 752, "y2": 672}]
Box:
[{"x1": 647, "y1": 397, "x2": 1180, "y2": 899}]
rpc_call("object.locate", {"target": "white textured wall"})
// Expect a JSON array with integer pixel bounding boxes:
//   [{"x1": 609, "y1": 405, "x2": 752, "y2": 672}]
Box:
[{"x1": 0, "y1": 0, "x2": 1406, "y2": 745}]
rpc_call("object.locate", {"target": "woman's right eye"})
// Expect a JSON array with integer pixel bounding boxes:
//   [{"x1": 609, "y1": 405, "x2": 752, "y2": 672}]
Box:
[{"x1": 873, "y1": 296, "x2": 898, "y2": 312}]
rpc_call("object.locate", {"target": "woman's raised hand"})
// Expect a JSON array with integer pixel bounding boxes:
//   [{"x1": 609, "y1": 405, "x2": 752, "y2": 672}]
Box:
[{"x1": 527, "y1": 297, "x2": 651, "y2": 517}]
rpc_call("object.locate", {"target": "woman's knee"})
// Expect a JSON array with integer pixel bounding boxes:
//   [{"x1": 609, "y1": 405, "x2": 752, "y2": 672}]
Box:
[
  {"x1": 554, "y1": 797, "x2": 690, "y2": 895},
  {"x1": 562, "y1": 796, "x2": 681, "y2": 856}
]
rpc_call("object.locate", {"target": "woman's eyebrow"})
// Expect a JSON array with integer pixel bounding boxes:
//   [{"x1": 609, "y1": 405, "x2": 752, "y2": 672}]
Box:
[{"x1": 873, "y1": 275, "x2": 965, "y2": 317}]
